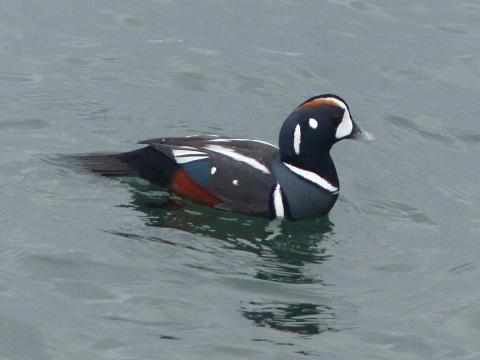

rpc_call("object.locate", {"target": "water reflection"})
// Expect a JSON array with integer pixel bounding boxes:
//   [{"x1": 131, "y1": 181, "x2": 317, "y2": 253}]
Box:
[
  {"x1": 116, "y1": 181, "x2": 337, "y2": 336},
  {"x1": 241, "y1": 301, "x2": 336, "y2": 336}
]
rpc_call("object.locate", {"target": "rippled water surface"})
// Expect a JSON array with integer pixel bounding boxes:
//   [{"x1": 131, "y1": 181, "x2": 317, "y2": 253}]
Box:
[{"x1": 1, "y1": 1, "x2": 480, "y2": 359}]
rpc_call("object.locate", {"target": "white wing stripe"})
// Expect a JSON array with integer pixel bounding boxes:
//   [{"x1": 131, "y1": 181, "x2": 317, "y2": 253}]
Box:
[
  {"x1": 176, "y1": 156, "x2": 209, "y2": 164},
  {"x1": 204, "y1": 145, "x2": 271, "y2": 174},
  {"x1": 172, "y1": 149, "x2": 207, "y2": 157},
  {"x1": 209, "y1": 138, "x2": 278, "y2": 148},
  {"x1": 283, "y1": 162, "x2": 338, "y2": 192}
]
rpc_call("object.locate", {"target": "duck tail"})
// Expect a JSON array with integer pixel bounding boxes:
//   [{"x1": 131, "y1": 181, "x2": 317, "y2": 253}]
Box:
[{"x1": 69, "y1": 152, "x2": 137, "y2": 177}]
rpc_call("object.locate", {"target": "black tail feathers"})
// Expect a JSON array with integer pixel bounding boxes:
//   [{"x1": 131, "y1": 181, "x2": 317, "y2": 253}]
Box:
[
  {"x1": 69, "y1": 147, "x2": 178, "y2": 186},
  {"x1": 69, "y1": 153, "x2": 138, "y2": 177}
]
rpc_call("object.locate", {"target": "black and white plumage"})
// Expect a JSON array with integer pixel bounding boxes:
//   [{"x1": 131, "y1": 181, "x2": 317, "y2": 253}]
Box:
[{"x1": 72, "y1": 94, "x2": 373, "y2": 220}]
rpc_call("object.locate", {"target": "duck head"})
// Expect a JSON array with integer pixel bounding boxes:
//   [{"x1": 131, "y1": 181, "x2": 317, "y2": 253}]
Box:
[{"x1": 279, "y1": 94, "x2": 373, "y2": 162}]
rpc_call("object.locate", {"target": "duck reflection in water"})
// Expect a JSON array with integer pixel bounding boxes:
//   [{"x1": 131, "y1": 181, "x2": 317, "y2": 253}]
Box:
[{"x1": 112, "y1": 181, "x2": 338, "y2": 336}]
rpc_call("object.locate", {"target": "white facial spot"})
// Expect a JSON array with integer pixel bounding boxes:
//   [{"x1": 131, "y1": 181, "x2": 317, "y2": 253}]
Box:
[
  {"x1": 211, "y1": 167, "x2": 217, "y2": 175},
  {"x1": 293, "y1": 124, "x2": 301, "y2": 155},
  {"x1": 232, "y1": 179, "x2": 238, "y2": 186},
  {"x1": 309, "y1": 117, "x2": 318, "y2": 129}
]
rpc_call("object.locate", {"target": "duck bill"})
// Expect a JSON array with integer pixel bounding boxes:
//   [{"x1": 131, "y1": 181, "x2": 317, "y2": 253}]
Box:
[{"x1": 348, "y1": 122, "x2": 375, "y2": 141}]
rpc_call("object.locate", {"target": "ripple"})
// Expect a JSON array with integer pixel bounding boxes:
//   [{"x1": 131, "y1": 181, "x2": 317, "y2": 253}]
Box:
[
  {"x1": 374, "y1": 262, "x2": 417, "y2": 274},
  {"x1": 0, "y1": 316, "x2": 49, "y2": 360},
  {"x1": 364, "y1": 199, "x2": 436, "y2": 226},
  {"x1": 61, "y1": 56, "x2": 91, "y2": 66},
  {"x1": 385, "y1": 115, "x2": 453, "y2": 144},
  {"x1": 146, "y1": 38, "x2": 184, "y2": 44},
  {"x1": 0, "y1": 118, "x2": 48, "y2": 131},
  {"x1": 458, "y1": 54, "x2": 480, "y2": 74},
  {"x1": 437, "y1": 24, "x2": 472, "y2": 36},
  {"x1": 449, "y1": 262, "x2": 476, "y2": 274},
  {"x1": 455, "y1": 133, "x2": 480, "y2": 145},
  {"x1": 241, "y1": 300, "x2": 337, "y2": 335},
  {"x1": 118, "y1": 15, "x2": 144, "y2": 28},
  {"x1": 172, "y1": 71, "x2": 209, "y2": 92},
  {"x1": 358, "y1": 331, "x2": 464, "y2": 359},
  {"x1": 52, "y1": 279, "x2": 115, "y2": 300},
  {"x1": 259, "y1": 48, "x2": 306, "y2": 57},
  {"x1": 377, "y1": 65, "x2": 431, "y2": 82},
  {"x1": 0, "y1": 72, "x2": 41, "y2": 83},
  {"x1": 458, "y1": 3, "x2": 480, "y2": 13},
  {"x1": 188, "y1": 47, "x2": 221, "y2": 56},
  {"x1": 328, "y1": 0, "x2": 394, "y2": 20}
]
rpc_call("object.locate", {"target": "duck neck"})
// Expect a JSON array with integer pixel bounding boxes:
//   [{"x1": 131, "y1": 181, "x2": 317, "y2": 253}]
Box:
[{"x1": 282, "y1": 151, "x2": 339, "y2": 188}]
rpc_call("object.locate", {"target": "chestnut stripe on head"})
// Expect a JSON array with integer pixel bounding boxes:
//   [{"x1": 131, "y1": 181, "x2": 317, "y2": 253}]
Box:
[{"x1": 297, "y1": 97, "x2": 347, "y2": 109}]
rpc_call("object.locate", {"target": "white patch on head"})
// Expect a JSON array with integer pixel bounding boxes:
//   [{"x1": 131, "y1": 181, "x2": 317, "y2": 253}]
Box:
[
  {"x1": 204, "y1": 145, "x2": 271, "y2": 174},
  {"x1": 283, "y1": 162, "x2": 339, "y2": 193},
  {"x1": 319, "y1": 97, "x2": 353, "y2": 139},
  {"x1": 232, "y1": 179, "x2": 238, "y2": 185},
  {"x1": 309, "y1": 117, "x2": 318, "y2": 129},
  {"x1": 210, "y1": 166, "x2": 217, "y2": 175},
  {"x1": 273, "y1": 183, "x2": 285, "y2": 218},
  {"x1": 175, "y1": 156, "x2": 209, "y2": 164},
  {"x1": 335, "y1": 108, "x2": 353, "y2": 139},
  {"x1": 293, "y1": 124, "x2": 301, "y2": 155}
]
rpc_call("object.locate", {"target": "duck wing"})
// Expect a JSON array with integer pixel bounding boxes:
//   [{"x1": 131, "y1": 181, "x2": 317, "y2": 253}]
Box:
[{"x1": 140, "y1": 136, "x2": 279, "y2": 215}]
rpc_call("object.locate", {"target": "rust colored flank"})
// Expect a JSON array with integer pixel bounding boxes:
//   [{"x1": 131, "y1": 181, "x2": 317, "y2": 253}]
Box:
[{"x1": 170, "y1": 169, "x2": 221, "y2": 206}]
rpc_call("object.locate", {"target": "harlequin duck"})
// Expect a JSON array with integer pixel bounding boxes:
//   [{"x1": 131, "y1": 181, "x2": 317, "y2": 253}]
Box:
[{"x1": 73, "y1": 94, "x2": 373, "y2": 220}]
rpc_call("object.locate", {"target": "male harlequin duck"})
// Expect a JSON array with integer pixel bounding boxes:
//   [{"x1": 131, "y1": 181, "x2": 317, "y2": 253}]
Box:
[{"x1": 73, "y1": 94, "x2": 373, "y2": 220}]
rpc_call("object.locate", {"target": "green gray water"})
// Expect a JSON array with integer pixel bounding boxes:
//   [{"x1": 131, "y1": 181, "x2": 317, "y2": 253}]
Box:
[{"x1": 1, "y1": 1, "x2": 480, "y2": 359}]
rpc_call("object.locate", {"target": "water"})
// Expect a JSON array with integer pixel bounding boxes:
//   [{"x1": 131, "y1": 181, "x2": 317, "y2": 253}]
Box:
[{"x1": 1, "y1": 0, "x2": 480, "y2": 358}]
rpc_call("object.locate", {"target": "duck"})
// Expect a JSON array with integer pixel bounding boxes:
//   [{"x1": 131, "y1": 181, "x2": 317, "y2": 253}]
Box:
[{"x1": 73, "y1": 94, "x2": 373, "y2": 220}]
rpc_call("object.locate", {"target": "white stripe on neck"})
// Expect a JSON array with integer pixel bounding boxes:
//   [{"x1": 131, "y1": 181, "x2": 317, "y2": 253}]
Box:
[{"x1": 283, "y1": 162, "x2": 338, "y2": 192}]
